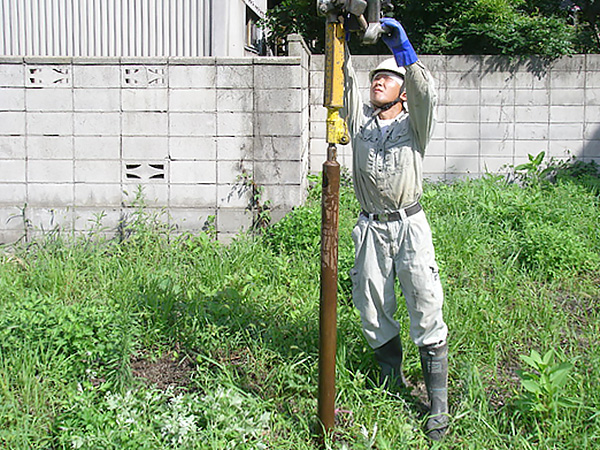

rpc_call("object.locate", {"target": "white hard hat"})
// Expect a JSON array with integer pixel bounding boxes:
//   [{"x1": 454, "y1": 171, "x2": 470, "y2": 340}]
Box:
[{"x1": 369, "y1": 57, "x2": 406, "y2": 82}]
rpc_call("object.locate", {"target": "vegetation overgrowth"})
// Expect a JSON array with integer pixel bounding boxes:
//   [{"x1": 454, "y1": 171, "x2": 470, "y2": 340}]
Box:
[{"x1": 1, "y1": 158, "x2": 599, "y2": 449}]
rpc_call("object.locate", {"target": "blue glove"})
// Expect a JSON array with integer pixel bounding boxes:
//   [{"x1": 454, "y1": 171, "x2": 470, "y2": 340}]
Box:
[{"x1": 380, "y1": 18, "x2": 418, "y2": 67}]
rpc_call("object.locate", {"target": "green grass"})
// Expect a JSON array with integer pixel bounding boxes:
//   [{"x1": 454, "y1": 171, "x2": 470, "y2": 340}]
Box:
[{"x1": 1, "y1": 167, "x2": 600, "y2": 449}]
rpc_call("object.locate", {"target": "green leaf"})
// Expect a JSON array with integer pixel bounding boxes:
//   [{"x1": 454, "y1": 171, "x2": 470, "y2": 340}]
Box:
[
  {"x1": 521, "y1": 379, "x2": 542, "y2": 394},
  {"x1": 549, "y1": 362, "x2": 573, "y2": 387}
]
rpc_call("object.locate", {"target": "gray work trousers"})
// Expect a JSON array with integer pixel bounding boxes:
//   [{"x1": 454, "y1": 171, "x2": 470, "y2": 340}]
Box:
[{"x1": 350, "y1": 209, "x2": 448, "y2": 349}]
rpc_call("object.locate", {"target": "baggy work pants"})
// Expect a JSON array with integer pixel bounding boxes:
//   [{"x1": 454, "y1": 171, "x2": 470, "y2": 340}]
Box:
[{"x1": 350, "y1": 210, "x2": 448, "y2": 349}]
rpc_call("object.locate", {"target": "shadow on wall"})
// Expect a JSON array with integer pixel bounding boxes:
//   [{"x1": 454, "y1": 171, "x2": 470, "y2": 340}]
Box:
[{"x1": 481, "y1": 55, "x2": 552, "y2": 79}]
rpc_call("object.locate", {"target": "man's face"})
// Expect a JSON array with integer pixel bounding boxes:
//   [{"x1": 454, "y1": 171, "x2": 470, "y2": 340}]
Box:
[{"x1": 370, "y1": 72, "x2": 402, "y2": 107}]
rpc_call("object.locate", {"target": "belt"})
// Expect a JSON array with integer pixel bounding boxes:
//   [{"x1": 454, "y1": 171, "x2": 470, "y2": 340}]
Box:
[{"x1": 361, "y1": 202, "x2": 422, "y2": 222}]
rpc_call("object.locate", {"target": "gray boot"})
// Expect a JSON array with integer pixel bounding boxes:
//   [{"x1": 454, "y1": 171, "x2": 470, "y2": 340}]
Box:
[
  {"x1": 419, "y1": 342, "x2": 449, "y2": 441},
  {"x1": 374, "y1": 335, "x2": 407, "y2": 389}
]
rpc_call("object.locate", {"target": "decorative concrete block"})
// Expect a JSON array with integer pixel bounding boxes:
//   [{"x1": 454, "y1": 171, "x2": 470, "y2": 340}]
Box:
[
  {"x1": 75, "y1": 160, "x2": 121, "y2": 183},
  {"x1": 0, "y1": 112, "x2": 25, "y2": 135},
  {"x1": 122, "y1": 89, "x2": 168, "y2": 111},
  {"x1": 0, "y1": 160, "x2": 25, "y2": 182},
  {"x1": 122, "y1": 136, "x2": 168, "y2": 159},
  {"x1": 217, "y1": 64, "x2": 253, "y2": 89},
  {"x1": 550, "y1": 106, "x2": 585, "y2": 124},
  {"x1": 27, "y1": 184, "x2": 73, "y2": 206},
  {"x1": 169, "y1": 65, "x2": 216, "y2": 88},
  {"x1": 122, "y1": 66, "x2": 167, "y2": 88},
  {"x1": 170, "y1": 160, "x2": 217, "y2": 184},
  {"x1": 123, "y1": 161, "x2": 168, "y2": 183},
  {"x1": 27, "y1": 136, "x2": 73, "y2": 159},
  {"x1": 0, "y1": 64, "x2": 24, "y2": 87},
  {"x1": 27, "y1": 112, "x2": 73, "y2": 136},
  {"x1": 28, "y1": 160, "x2": 73, "y2": 183},
  {"x1": 0, "y1": 88, "x2": 25, "y2": 111},
  {"x1": 74, "y1": 89, "x2": 121, "y2": 111},
  {"x1": 169, "y1": 113, "x2": 216, "y2": 137},
  {"x1": 75, "y1": 112, "x2": 121, "y2": 136},
  {"x1": 0, "y1": 136, "x2": 25, "y2": 158},
  {"x1": 217, "y1": 112, "x2": 253, "y2": 137},
  {"x1": 74, "y1": 183, "x2": 122, "y2": 206},
  {"x1": 170, "y1": 184, "x2": 217, "y2": 208},
  {"x1": 74, "y1": 136, "x2": 120, "y2": 160},
  {"x1": 217, "y1": 184, "x2": 251, "y2": 208},
  {"x1": 171, "y1": 89, "x2": 217, "y2": 112},
  {"x1": 26, "y1": 66, "x2": 71, "y2": 87},
  {"x1": 72, "y1": 65, "x2": 121, "y2": 88},
  {"x1": 217, "y1": 136, "x2": 253, "y2": 160},
  {"x1": 122, "y1": 112, "x2": 168, "y2": 136},
  {"x1": 216, "y1": 89, "x2": 253, "y2": 112},
  {"x1": 257, "y1": 112, "x2": 301, "y2": 136},
  {"x1": 170, "y1": 136, "x2": 217, "y2": 160}
]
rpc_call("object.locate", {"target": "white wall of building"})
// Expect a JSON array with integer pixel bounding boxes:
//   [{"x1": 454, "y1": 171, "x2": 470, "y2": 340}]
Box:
[{"x1": 0, "y1": 0, "x2": 267, "y2": 57}]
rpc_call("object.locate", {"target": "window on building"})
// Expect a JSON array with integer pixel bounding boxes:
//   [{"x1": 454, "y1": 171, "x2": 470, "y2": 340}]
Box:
[{"x1": 245, "y1": 7, "x2": 262, "y2": 54}]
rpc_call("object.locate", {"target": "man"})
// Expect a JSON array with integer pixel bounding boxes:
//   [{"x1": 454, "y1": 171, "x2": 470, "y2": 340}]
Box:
[{"x1": 343, "y1": 17, "x2": 449, "y2": 440}]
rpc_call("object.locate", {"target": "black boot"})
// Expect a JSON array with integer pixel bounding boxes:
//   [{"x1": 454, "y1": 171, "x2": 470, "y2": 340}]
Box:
[
  {"x1": 374, "y1": 335, "x2": 407, "y2": 390},
  {"x1": 419, "y1": 342, "x2": 449, "y2": 441}
]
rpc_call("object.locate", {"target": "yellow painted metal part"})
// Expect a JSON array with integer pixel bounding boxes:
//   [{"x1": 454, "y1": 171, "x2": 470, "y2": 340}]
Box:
[
  {"x1": 326, "y1": 108, "x2": 349, "y2": 145},
  {"x1": 324, "y1": 21, "x2": 349, "y2": 146}
]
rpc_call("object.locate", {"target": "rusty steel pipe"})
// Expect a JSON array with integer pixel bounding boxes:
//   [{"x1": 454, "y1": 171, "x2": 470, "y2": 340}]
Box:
[{"x1": 318, "y1": 144, "x2": 341, "y2": 434}]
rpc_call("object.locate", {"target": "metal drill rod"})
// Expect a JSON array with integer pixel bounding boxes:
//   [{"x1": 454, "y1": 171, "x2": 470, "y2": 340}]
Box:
[
  {"x1": 319, "y1": 20, "x2": 346, "y2": 436},
  {"x1": 318, "y1": 144, "x2": 340, "y2": 433}
]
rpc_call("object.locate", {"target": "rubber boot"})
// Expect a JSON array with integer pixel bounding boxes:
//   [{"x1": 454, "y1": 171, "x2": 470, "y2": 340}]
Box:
[
  {"x1": 419, "y1": 342, "x2": 449, "y2": 441},
  {"x1": 374, "y1": 335, "x2": 407, "y2": 390}
]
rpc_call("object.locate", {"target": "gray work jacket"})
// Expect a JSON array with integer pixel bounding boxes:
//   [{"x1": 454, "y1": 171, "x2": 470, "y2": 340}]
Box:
[{"x1": 343, "y1": 55, "x2": 437, "y2": 213}]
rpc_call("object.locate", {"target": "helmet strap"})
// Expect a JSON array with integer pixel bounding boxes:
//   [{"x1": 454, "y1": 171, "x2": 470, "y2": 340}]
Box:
[{"x1": 372, "y1": 84, "x2": 406, "y2": 117}]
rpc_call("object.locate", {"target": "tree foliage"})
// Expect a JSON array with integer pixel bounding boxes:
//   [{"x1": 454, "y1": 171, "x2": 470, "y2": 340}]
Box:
[{"x1": 263, "y1": 0, "x2": 599, "y2": 57}]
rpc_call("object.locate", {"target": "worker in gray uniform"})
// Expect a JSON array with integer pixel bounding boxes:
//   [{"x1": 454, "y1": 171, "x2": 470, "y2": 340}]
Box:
[{"x1": 343, "y1": 17, "x2": 449, "y2": 441}]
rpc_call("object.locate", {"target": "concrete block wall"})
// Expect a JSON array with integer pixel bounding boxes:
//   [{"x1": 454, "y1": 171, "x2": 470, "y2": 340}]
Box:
[
  {"x1": 0, "y1": 50, "x2": 310, "y2": 243},
  {"x1": 309, "y1": 54, "x2": 600, "y2": 181},
  {"x1": 2, "y1": 40, "x2": 600, "y2": 244}
]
